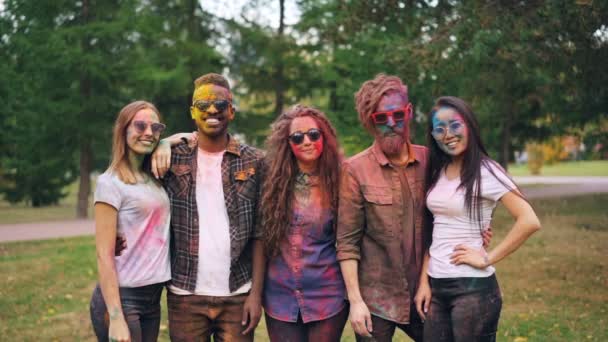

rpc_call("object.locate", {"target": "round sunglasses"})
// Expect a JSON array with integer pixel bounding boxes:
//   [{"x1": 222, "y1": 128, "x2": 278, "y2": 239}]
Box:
[
  {"x1": 431, "y1": 121, "x2": 465, "y2": 140},
  {"x1": 132, "y1": 120, "x2": 166, "y2": 135},
  {"x1": 288, "y1": 128, "x2": 322, "y2": 145}
]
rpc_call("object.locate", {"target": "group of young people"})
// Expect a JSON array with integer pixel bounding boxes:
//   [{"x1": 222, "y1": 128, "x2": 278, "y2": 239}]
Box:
[{"x1": 90, "y1": 73, "x2": 541, "y2": 342}]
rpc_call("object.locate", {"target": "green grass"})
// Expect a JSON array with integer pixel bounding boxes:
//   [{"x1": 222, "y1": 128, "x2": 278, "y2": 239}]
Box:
[
  {"x1": 508, "y1": 160, "x2": 608, "y2": 177},
  {"x1": 1, "y1": 194, "x2": 607, "y2": 341}
]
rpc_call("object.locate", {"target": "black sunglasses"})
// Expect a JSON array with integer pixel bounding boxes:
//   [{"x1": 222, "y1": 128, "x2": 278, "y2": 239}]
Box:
[
  {"x1": 288, "y1": 128, "x2": 322, "y2": 145},
  {"x1": 193, "y1": 100, "x2": 231, "y2": 112}
]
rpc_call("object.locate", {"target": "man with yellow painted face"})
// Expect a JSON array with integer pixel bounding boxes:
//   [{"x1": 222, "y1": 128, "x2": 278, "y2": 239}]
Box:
[{"x1": 154, "y1": 73, "x2": 265, "y2": 341}]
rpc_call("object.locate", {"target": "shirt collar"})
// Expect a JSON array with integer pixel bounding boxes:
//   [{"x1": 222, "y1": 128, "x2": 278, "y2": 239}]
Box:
[
  {"x1": 224, "y1": 134, "x2": 241, "y2": 157},
  {"x1": 371, "y1": 140, "x2": 417, "y2": 167}
]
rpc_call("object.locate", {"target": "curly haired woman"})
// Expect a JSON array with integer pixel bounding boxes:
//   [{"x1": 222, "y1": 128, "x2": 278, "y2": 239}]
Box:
[{"x1": 260, "y1": 105, "x2": 348, "y2": 342}]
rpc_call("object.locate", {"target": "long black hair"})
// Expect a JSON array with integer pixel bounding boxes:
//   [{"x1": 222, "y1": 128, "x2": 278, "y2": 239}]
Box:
[{"x1": 425, "y1": 96, "x2": 522, "y2": 230}]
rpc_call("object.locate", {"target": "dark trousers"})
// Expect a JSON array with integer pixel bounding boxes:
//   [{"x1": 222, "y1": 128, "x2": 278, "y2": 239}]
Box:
[
  {"x1": 167, "y1": 291, "x2": 253, "y2": 342},
  {"x1": 424, "y1": 274, "x2": 502, "y2": 342},
  {"x1": 90, "y1": 283, "x2": 164, "y2": 342},
  {"x1": 354, "y1": 304, "x2": 424, "y2": 342},
  {"x1": 265, "y1": 303, "x2": 349, "y2": 342}
]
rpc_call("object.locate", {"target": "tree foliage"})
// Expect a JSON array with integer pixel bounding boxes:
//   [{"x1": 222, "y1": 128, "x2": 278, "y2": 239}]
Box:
[{"x1": 1, "y1": 0, "x2": 606, "y2": 208}]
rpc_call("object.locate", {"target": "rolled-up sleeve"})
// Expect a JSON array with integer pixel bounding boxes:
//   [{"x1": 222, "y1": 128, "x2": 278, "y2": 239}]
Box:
[{"x1": 336, "y1": 162, "x2": 365, "y2": 261}]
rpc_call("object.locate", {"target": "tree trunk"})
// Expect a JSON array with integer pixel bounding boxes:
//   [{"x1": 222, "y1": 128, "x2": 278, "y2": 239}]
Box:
[
  {"x1": 76, "y1": 0, "x2": 91, "y2": 218},
  {"x1": 499, "y1": 104, "x2": 512, "y2": 170},
  {"x1": 77, "y1": 143, "x2": 92, "y2": 218},
  {"x1": 273, "y1": 0, "x2": 285, "y2": 116}
]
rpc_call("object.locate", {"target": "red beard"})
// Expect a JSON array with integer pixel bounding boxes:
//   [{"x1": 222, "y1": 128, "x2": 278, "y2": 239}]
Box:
[{"x1": 379, "y1": 134, "x2": 405, "y2": 156}]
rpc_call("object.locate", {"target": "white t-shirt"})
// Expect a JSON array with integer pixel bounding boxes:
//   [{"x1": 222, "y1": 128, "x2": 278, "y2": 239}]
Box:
[
  {"x1": 426, "y1": 161, "x2": 516, "y2": 278},
  {"x1": 169, "y1": 149, "x2": 251, "y2": 296},
  {"x1": 94, "y1": 172, "x2": 171, "y2": 287}
]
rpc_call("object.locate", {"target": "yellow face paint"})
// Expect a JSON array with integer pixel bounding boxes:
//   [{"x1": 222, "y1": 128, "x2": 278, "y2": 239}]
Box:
[
  {"x1": 190, "y1": 83, "x2": 234, "y2": 135},
  {"x1": 192, "y1": 84, "x2": 231, "y2": 102}
]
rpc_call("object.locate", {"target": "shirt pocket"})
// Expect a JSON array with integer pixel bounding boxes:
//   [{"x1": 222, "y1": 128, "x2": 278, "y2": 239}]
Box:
[
  {"x1": 236, "y1": 176, "x2": 257, "y2": 202},
  {"x1": 361, "y1": 186, "x2": 394, "y2": 239}
]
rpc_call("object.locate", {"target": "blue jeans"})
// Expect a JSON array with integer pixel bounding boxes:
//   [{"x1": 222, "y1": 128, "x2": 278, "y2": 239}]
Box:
[{"x1": 90, "y1": 283, "x2": 164, "y2": 342}]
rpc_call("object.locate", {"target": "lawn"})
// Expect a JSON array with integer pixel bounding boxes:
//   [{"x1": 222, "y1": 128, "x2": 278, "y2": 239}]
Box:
[
  {"x1": 508, "y1": 160, "x2": 608, "y2": 177},
  {"x1": 1, "y1": 194, "x2": 607, "y2": 341}
]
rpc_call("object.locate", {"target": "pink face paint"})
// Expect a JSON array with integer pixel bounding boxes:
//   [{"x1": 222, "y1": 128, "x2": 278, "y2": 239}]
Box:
[{"x1": 289, "y1": 117, "x2": 324, "y2": 172}]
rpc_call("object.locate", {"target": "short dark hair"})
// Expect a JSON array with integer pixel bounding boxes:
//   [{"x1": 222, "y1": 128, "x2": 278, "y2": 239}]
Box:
[{"x1": 194, "y1": 73, "x2": 231, "y2": 90}]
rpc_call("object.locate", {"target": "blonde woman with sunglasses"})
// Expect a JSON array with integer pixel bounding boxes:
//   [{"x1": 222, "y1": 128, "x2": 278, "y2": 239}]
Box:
[{"x1": 89, "y1": 101, "x2": 172, "y2": 342}]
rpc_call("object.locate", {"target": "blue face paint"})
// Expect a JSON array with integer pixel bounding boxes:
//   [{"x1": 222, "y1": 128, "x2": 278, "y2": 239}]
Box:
[{"x1": 431, "y1": 107, "x2": 468, "y2": 157}]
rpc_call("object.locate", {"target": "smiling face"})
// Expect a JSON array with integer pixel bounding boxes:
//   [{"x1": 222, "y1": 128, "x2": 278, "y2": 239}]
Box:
[
  {"x1": 126, "y1": 108, "x2": 161, "y2": 156},
  {"x1": 374, "y1": 91, "x2": 410, "y2": 156},
  {"x1": 289, "y1": 116, "x2": 324, "y2": 172},
  {"x1": 431, "y1": 107, "x2": 469, "y2": 157},
  {"x1": 190, "y1": 84, "x2": 234, "y2": 138}
]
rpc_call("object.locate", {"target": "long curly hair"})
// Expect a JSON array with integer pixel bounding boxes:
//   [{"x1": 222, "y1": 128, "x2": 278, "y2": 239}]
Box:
[{"x1": 261, "y1": 105, "x2": 342, "y2": 257}]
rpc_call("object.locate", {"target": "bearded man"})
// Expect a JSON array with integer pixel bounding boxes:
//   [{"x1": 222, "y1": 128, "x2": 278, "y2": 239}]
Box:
[{"x1": 336, "y1": 74, "x2": 428, "y2": 342}]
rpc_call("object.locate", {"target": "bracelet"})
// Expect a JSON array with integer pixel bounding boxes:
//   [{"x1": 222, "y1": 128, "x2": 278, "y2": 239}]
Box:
[{"x1": 483, "y1": 255, "x2": 490, "y2": 267}]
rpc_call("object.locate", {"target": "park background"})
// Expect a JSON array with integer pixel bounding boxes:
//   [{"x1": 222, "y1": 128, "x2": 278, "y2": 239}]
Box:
[{"x1": 0, "y1": 0, "x2": 607, "y2": 341}]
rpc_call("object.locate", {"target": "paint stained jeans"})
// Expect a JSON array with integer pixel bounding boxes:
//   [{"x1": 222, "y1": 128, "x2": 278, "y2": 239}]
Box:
[
  {"x1": 167, "y1": 291, "x2": 253, "y2": 342},
  {"x1": 265, "y1": 303, "x2": 349, "y2": 342},
  {"x1": 89, "y1": 283, "x2": 164, "y2": 342},
  {"x1": 424, "y1": 274, "x2": 502, "y2": 342}
]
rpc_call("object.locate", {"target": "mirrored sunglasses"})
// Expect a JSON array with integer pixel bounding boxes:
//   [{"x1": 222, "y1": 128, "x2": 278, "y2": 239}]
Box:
[
  {"x1": 193, "y1": 100, "x2": 231, "y2": 112},
  {"x1": 288, "y1": 128, "x2": 322, "y2": 145},
  {"x1": 132, "y1": 120, "x2": 166, "y2": 135}
]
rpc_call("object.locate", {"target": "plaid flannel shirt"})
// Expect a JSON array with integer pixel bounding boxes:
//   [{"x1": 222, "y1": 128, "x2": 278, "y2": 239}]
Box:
[{"x1": 164, "y1": 136, "x2": 265, "y2": 292}]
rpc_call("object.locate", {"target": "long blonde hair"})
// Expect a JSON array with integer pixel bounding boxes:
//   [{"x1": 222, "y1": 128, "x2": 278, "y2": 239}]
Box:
[{"x1": 107, "y1": 100, "x2": 162, "y2": 184}]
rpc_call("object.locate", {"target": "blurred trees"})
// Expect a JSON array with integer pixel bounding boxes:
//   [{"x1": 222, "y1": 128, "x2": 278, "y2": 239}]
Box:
[
  {"x1": 0, "y1": 0, "x2": 222, "y2": 214},
  {"x1": 1, "y1": 0, "x2": 606, "y2": 211}
]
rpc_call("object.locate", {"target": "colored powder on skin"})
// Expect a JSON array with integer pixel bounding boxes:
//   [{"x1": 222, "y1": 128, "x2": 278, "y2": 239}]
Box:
[
  {"x1": 193, "y1": 84, "x2": 218, "y2": 101},
  {"x1": 431, "y1": 113, "x2": 443, "y2": 130},
  {"x1": 431, "y1": 109, "x2": 466, "y2": 156},
  {"x1": 289, "y1": 137, "x2": 324, "y2": 162},
  {"x1": 377, "y1": 120, "x2": 404, "y2": 134}
]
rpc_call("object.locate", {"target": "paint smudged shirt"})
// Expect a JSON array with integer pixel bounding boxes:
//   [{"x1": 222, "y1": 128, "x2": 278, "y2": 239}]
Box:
[
  {"x1": 94, "y1": 172, "x2": 171, "y2": 287},
  {"x1": 337, "y1": 142, "x2": 430, "y2": 324},
  {"x1": 164, "y1": 136, "x2": 265, "y2": 292},
  {"x1": 426, "y1": 161, "x2": 516, "y2": 278},
  {"x1": 263, "y1": 173, "x2": 346, "y2": 323}
]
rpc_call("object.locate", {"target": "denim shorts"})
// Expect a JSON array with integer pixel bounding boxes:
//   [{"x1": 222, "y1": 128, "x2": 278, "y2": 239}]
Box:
[{"x1": 89, "y1": 282, "x2": 165, "y2": 342}]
